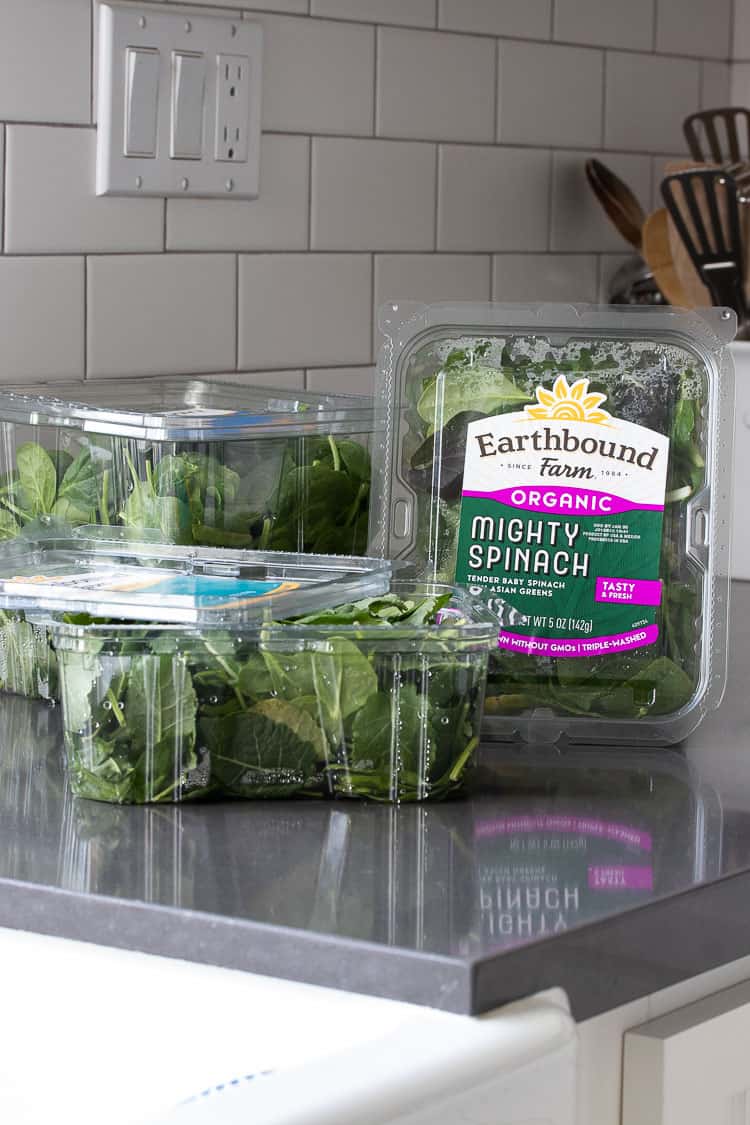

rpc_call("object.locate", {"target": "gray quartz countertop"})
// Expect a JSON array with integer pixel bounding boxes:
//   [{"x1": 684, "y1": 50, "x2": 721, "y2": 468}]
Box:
[{"x1": 2, "y1": 586, "x2": 750, "y2": 1018}]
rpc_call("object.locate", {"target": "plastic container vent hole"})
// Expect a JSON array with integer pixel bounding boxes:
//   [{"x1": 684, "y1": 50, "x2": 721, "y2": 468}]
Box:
[
  {"x1": 692, "y1": 507, "x2": 708, "y2": 547},
  {"x1": 393, "y1": 499, "x2": 411, "y2": 540}
]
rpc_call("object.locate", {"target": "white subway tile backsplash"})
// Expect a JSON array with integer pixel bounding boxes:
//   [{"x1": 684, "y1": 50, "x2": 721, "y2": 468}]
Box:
[
  {"x1": 438, "y1": 145, "x2": 551, "y2": 251},
  {"x1": 5, "y1": 126, "x2": 163, "y2": 254},
  {"x1": 87, "y1": 255, "x2": 236, "y2": 378},
  {"x1": 209, "y1": 370, "x2": 306, "y2": 388},
  {"x1": 438, "y1": 0, "x2": 551, "y2": 39},
  {"x1": 243, "y1": 0, "x2": 307, "y2": 11},
  {"x1": 700, "y1": 61, "x2": 731, "y2": 108},
  {"x1": 167, "y1": 135, "x2": 309, "y2": 251},
  {"x1": 734, "y1": 0, "x2": 750, "y2": 60},
  {"x1": 311, "y1": 0, "x2": 436, "y2": 27},
  {"x1": 259, "y1": 14, "x2": 374, "y2": 135},
  {"x1": 498, "y1": 42, "x2": 603, "y2": 147},
  {"x1": 374, "y1": 253, "x2": 490, "y2": 306},
  {"x1": 0, "y1": 258, "x2": 84, "y2": 382},
  {"x1": 731, "y1": 61, "x2": 750, "y2": 105},
  {"x1": 0, "y1": 128, "x2": 4, "y2": 253},
  {"x1": 492, "y1": 254, "x2": 598, "y2": 302},
  {"x1": 550, "y1": 150, "x2": 651, "y2": 251},
  {"x1": 239, "y1": 254, "x2": 372, "y2": 368},
  {"x1": 605, "y1": 52, "x2": 701, "y2": 153},
  {"x1": 0, "y1": 0, "x2": 738, "y2": 387},
  {"x1": 554, "y1": 0, "x2": 654, "y2": 51},
  {"x1": 374, "y1": 252, "x2": 490, "y2": 351},
  {"x1": 376, "y1": 27, "x2": 495, "y2": 143},
  {"x1": 0, "y1": 0, "x2": 90, "y2": 124},
  {"x1": 306, "y1": 366, "x2": 375, "y2": 394},
  {"x1": 656, "y1": 0, "x2": 732, "y2": 59},
  {"x1": 311, "y1": 138, "x2": 435, "y2": 250}
]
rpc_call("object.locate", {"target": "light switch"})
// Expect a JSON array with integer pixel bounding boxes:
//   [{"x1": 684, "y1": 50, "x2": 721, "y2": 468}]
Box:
[
  {"x1": 124, "y1": 46, "x2": 160, "y2": 158},
  {"x1": 97, "y1": 3, "x2": 263, "y2": 197},
  {"x1": 171, "y1": 51, "x2": 206, "y2": 160}
]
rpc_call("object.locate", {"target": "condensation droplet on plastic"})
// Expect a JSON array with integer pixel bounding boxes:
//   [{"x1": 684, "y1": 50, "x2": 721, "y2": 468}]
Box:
[{"x1": 103, "y1": 700, "x2": 111, "y2": 710}]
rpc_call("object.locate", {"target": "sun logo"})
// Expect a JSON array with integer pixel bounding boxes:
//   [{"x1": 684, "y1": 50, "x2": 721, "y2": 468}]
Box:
[{"x1": 523, "y1": 374, "x2": 612, "y2": 426}]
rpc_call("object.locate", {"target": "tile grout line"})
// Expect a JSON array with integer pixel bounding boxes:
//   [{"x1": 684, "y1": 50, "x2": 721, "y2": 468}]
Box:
[
  {"x1": 83, "y1": 255, "x2": 88, "y2": 380},
  {"x1": 234, "y1": 253, "x2": 239, "y2": 371},
  {"x1": 240, "y1": 5, "x2": 728, "y2": 59},
  {"x1": 1, "y1": 125, "x2": 5, "y2": 255},
  {"x1": 369, "y1": 252, "x2": 375, "y2": 366},
  {"x1": 601, "y1": 50, "x2": 608, "y2": 150},
  {"x1": 307, "y1": 136, "x2": 313, "y2": 251},
  {"x1": 372, "y1": 25, "x2": 379, "y2": 138},
  {"x1": 0, "y1": 248, "x2": 650, "y2": 258},
  {"x1": 433, "y1": 145, "x2": 440, "y2": 250},
  {"x1": 493, "y1": 38, "x2": 500, "y2": 144},
  {"x1": 546, "y1": 149, "x2": 554, "y2": 253}
]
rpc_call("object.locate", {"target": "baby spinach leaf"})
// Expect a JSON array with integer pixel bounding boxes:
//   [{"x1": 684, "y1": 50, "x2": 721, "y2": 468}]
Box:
[
  {"x1": 417, "y1": 364, "x2": 529, "y2": 426},
  {"x1": 125, "y1": 653, "x2": 197, "y2": 756},
  {"x1": 57, "y1": 446, "x2": 99, "y2": 513},
  {"x1": 200, "y1": 700, "x2": 322, "y2": 797},
  {"x1": 0, "y1": 510, "x2": 19, "y2": 540},
  {"x1": 16, "y1": 442, "x2": 56, "y2": 516}
]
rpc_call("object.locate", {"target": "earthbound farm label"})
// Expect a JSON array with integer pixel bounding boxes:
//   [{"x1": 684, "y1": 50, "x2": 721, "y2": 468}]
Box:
[{"x1": 454, "y1": 374, "x2": 670, "y2": 658}]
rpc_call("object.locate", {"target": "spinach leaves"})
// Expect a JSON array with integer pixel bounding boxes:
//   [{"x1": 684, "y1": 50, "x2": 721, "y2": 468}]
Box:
[
  {"x1": 61, "y1": 591, "x2": 485, "y2": 804},
  {"x1": 404, "y1": 339, "x2": 706, "y2": 722},
  {"x1": 0, "y1": 442, "x2": 105, "y2": 533},
  {"x1": 0, "y1": 430, "x2": 372, "y2": 559}
]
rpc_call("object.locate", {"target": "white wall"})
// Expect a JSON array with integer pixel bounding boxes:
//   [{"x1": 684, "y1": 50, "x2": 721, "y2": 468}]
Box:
[{"x1": 0, "y1": 0, "x2": 733, "y2": 394}]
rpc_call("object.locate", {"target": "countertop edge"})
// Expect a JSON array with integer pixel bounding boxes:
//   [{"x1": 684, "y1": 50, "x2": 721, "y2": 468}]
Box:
[
  {"x1": 470, "y1": 867, "x2": 750, "y2": 1019},
  {"x1": 0, "y1": 877, "x2": 475, "y2": 1014}
]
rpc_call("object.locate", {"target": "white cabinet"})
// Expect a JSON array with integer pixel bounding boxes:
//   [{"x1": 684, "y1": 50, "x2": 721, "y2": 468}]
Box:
[{"x1": 623, "y1": 979, "x2": 750, "y2": 1125}]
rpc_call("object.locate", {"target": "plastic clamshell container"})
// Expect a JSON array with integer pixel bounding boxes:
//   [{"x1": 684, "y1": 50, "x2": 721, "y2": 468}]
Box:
[
  {"x1": 372, "y1": 301, "x2": 735, "y2": 746},
  {"x1": 0, "y1": 529, "x2": 391, "y2": 625},
  {"x1": 0, "y1": 528, "x2": 389, "y2": 703},
  {"x1": 50, "y1": 582, "x2": 496, "y2": 805},
  {"x1": 0, "y1": 377, "x2": 376, "y2": 701},
  {"x1": 0, "y1": 376, "x2": 376, "y2": 556}
]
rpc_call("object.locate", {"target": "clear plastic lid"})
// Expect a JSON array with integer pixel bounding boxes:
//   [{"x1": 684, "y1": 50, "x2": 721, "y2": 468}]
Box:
[
  {"x1": 0, "y1": 527, "x2": 390, "y2": 625},
  {"x1": 0, "y1": 377, "x2": 375, "y2": 441},
  {"x1": 372, "y1": 301, "x2": 735, "y2": 744}
]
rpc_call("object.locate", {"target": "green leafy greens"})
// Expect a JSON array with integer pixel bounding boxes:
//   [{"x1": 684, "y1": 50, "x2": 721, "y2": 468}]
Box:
[
  {"x1": 403, "y1": 338, "x2": 707, "y2": 722},
  {"x1": 0, "y1": 431, "x2": 372, "y2": 702},
  {"x1": 61, "y1": 591, "x2": 486, "y2": 804}
]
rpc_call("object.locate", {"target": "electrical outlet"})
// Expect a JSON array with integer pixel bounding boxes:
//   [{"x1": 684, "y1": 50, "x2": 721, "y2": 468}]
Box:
[
  {"x1": 215, "y1": 53, "x2": 250, "y2": 162},
  {"x1": 97, "y1": 3, "x2": 262, "y2": 198}
]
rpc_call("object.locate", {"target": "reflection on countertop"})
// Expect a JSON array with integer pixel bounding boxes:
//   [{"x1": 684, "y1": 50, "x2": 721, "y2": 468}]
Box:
[{"x1": 0, "y1": 692, "x2": 734, "y2": 961}]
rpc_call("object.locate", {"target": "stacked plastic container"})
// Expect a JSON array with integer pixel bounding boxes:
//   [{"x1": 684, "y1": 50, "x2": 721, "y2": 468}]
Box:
[
  {"x1": 0, "y1": 299, "x2": 737, "y2": 805},
  {"x1": 0, "y1": 377, "x2": 376, "y2": 701},
  {"x1": 0, "y1": 374, "x2": 496, "y2": 804}
]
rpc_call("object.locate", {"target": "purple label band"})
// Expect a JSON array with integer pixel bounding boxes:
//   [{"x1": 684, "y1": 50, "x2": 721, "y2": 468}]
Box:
[
  {"x1": 475, "y1": 816, "x2": 652, "y2": 851},
  {"x1": 595, "y1": 576, "x2": 662, "y2": 607},
  {"x1": 498, "y1": 625, "x2": 659, "y2": 658},
  {"x1": 588, "y1": 865, "x2": 654, "y2": 891},
  {"x1": 462, "y1": 485, "x2": 664, "y2": 517}
]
